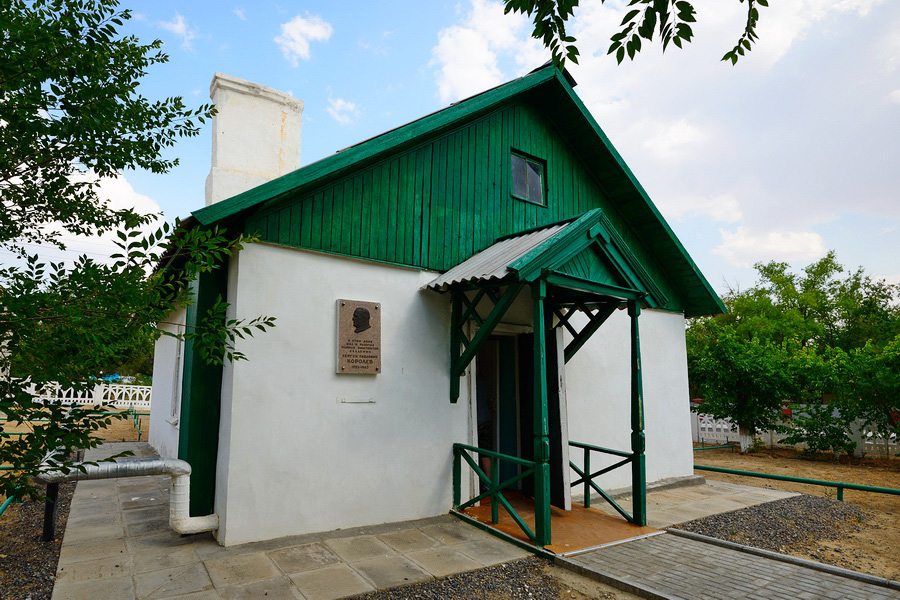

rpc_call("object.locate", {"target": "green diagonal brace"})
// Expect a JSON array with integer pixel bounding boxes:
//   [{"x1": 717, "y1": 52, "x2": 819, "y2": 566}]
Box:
[
  {"x1": 450, "y1": 283, "x2": 524, "y2": 401},
  {"x1": 457, "y1": 468, "x2": 536, "y2": 510},
  {"x1": 460, "y1": 287, "x2": 490, "y2": 327},
  {"x1": 563, "y1": 302, "x2": 620, "y2": 363},
  {"x1": 569, "y1": 462, "x2": 634, "y2": 523}
]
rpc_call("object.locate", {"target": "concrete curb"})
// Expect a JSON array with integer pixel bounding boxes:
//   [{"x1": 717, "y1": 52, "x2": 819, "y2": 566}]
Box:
[
  {"x1": 666, "y1": 528, "x2": 900, "y2": 592},
  {"x1": 553, "y1": 556, "x2": 679, "y2": 600}
]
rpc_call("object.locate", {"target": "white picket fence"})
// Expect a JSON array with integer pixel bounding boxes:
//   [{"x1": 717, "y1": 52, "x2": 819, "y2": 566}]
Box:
[
  {"x1": 690, "y1": 409, "x2": 898, "y2": 457},
  {"x1": 29, "y1": 382, "x2": 152, "y2": 409},
  {"x1": 858, "y1": 426, "x2": 899, "y2": 457}
]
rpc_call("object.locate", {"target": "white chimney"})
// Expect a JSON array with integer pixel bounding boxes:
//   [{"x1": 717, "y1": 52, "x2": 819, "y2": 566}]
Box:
[{"x1": 204, "y1": 73, "x2": 303, "y2": 206}]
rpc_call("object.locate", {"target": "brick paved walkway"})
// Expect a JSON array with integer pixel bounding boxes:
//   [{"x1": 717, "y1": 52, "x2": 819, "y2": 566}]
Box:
[{"x1": 563, "y1": 533, "x2": 900, "y2": 600}]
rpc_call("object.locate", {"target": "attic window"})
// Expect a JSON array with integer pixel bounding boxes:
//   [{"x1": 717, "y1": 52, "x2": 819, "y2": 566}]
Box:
[{"x1": 511, "y1": 151, "x2": 545, "y2": 206}]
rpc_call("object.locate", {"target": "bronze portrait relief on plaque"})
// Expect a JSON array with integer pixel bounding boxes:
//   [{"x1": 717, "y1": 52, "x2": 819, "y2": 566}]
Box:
[{"x1": 336, "y1": 299, "x2": 381, "y2": 374}]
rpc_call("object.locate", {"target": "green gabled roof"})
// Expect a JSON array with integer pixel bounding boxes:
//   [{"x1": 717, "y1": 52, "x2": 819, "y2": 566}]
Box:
[
  {"x1": 192, "y1": 67, "x2": 560, "y2": 226},
  {"x1": 192, "y1": 64, "x2": 725, "y2": 317}
]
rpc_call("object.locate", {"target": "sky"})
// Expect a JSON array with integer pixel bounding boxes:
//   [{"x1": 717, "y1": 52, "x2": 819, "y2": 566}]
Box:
[{"x1": 19, "y1": 0, "x2": 900, "y2": 294}]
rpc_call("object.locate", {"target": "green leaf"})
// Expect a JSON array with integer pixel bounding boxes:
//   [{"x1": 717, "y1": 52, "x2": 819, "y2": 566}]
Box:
[{"x1": 621, "y1": 9, "x2": 640, "y2": 25}]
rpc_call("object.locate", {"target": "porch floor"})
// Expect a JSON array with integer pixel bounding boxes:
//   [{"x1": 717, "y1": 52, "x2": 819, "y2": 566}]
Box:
[{"x1": 459, "y1": 491, "x2": 659, "y2": 555}]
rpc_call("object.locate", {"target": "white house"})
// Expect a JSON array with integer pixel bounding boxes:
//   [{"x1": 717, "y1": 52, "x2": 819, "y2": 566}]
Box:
[{"x1": 150, "y1": 66, "x2": 725, "y2": 548}]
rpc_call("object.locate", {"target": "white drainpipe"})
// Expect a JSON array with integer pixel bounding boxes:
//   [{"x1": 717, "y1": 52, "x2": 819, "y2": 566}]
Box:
[{"x1": 37, "y1": 458, "x2": 218, "y2": 535}]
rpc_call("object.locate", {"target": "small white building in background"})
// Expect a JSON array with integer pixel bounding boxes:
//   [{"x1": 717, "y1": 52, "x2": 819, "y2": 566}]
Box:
[{"x1": 151, "y1": 65, "x2": 725, "y2": 547}]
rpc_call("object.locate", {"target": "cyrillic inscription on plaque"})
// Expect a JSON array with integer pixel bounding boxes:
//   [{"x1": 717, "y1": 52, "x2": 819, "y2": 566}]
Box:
[{"x1": 336, "y1": 299, "x2": 381, "y2": 374}]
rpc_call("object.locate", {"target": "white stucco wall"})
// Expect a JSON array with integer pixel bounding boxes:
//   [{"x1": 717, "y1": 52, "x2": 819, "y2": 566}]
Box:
[
  {"x1": 564, "y1": 308, "x2": 694, "y2": 491},
  {"x1": 149, "y1": 307, "x2": 187, "y2": 459},
  {"x1": 214, "y1": 243, "x2": 471, "y2": 545},
  {"x1": 208, "y1": 242, "x2": 693, "y2": 544}
]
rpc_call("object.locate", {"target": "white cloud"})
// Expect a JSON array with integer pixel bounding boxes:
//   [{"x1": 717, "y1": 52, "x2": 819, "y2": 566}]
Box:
[
  {"x1": 21, "y1": 174, "x2": 163, "y2": 268},
  {"x1": 432, "y1": 26, "x2": 502, "y2": 104},
  {"x1": 642, "y1": 118, "x2": 710, "y2": 162},
  {"x1": 327, "y1": 98, "x2": 359, "y2": 125},
  {"x1": 713, "y1": 227, "x2": 827, "y2": 267},
  {"x1": 876, "y1": 273, "x2": 900, "y2": 286},
  {"x1": 233, "y1": 8, "x2": 246, "y2": 21},
  {"x1": 158, "y1": 14, "x2": 197, "y2": 50},
  {"x1": 663, "y1": 192, "x2": 743, "y2": 224},
  {"x1": 883, "y1": 31, "x2": 900, "y2": 72},
  {"x1": 431, "y1": 0, "x2": 545, "y2": 103},
  {"x1": 275, "y1": 14, "x2": 333, "y2": 67},
  {"x1": 890, "y1": 89, "x2": 900, "y2": 103},
  {"x1": 358, "y1": 31, "x2": 393, "y2": 56},
  {"x1": 725, "y1": 0, "x2": 886, "y2": 67}
]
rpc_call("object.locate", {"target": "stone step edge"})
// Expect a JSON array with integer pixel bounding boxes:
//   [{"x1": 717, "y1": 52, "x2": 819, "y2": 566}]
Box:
[{"x1": 666, "y1": 527, "x2": 900, "y2": 592}]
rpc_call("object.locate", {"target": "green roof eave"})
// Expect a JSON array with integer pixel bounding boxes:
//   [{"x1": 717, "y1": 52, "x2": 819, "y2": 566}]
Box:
[{"x1": 192, "y1": 66, "x2": 560, "y2": 227}]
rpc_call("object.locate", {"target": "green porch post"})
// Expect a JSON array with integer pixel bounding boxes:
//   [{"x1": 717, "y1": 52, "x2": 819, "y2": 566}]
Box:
[
  {"x1": 627, "y1": 299, "x2": 647, "y2": 526},
  {"x1": 532, "y1": 281, "x2": 551, "y2": 546}
]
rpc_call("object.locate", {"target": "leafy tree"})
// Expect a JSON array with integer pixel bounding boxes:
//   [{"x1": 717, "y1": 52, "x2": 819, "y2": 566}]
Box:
[
  {"x1": 687, "y1": 320, "x2": 790, "y2": 443},
  {"x1": 688, "y1": 253, "x2": 900, "y2": 453},
  {"x1": 843, "y1": 336, "x2": 900, "y2": 449},
  {"x1": 0, "y1": 0, "x2": 273, "y2": 500},
  {"x1": 504, "y1": 0, "x2": 768, "y2": 67},
  {"x1": 779, "y1": 402, "x2": 857, "y2": 459}
]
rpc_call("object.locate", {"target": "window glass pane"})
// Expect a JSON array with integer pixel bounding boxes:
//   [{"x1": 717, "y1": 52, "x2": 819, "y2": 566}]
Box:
[
  {"x1": 527, "y1": 160, "x2": 543, "y2": 204},
  {"x1": 511, "y1": 154, "x2": 527, "y2": 199}
]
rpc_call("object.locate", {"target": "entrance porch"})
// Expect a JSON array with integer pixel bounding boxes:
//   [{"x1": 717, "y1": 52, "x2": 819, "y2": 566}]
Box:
[
  {"x1": 428, "y1": 210, "x2": 666, "y2": 548},
  {"x1": 456, "y1": 488, "x2": 659, "y2": 556}
]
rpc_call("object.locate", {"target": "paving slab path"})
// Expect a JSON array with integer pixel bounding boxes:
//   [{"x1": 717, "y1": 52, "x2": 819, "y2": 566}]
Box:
[
  {"x1": 51, "y1": 443, "x2": 530, "y2": 600},
  {"x1": 561, "y1": 533, "x2": 900, "y2": 600}
]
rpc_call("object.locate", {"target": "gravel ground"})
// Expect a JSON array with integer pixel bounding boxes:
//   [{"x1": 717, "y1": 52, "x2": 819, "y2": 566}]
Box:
[
  {"x1": 347, "y1": 557, "x2": 619, "y2": 600},
  {"x1": 676, "y1": 494, "x2": 867, "y2": 553},
  {"x1": 0, "y1": 482, "x2": 74, "y2": 600}
]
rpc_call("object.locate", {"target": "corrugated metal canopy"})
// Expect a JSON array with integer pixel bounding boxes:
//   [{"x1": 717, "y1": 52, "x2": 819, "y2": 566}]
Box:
[{"x1": 426, "y1": 222, "x2": 567, "y2": 291}]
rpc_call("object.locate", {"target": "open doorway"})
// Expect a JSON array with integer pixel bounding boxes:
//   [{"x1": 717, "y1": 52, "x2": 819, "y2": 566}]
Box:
[{"x1": 475, "y1": 332, "x2": 571, "y2": 510}]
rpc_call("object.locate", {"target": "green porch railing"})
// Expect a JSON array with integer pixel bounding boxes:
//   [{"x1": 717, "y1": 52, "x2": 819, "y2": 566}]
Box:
[
  {"x1": 452, "y1": 443, "x2": 540, "y2": 544},
  {"x1": 568, "y1": 440, "x2": 639, "y2": 524},
  {"x1": 693, "y1": 443, "x2": 737, "y2": 452},
  {"x1": 694, "y1": 464, "x2": 900, "y2": 502}
]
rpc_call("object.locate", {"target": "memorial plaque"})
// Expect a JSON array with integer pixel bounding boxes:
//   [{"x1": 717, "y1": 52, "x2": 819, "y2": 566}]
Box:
[{"x1": 336, "y1": 299, "x2": 381, "y2": 374}]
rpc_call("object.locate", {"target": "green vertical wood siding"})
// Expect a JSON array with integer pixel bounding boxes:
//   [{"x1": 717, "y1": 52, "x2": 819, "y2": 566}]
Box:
[
  {"x1": 246, "y1": 100, "x2": 685, "y2": 311},
  {"x1": 177, "y1": 267, "x2": 226, "y2": 516},
  {"x1": 557, "y1": 246, "x2": 623, "y2": 288}
]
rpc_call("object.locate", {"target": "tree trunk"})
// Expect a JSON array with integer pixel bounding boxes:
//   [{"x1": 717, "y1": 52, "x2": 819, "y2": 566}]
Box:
[{"x1": 738, "y1": 424, "x2": 754, "y2": 452}]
